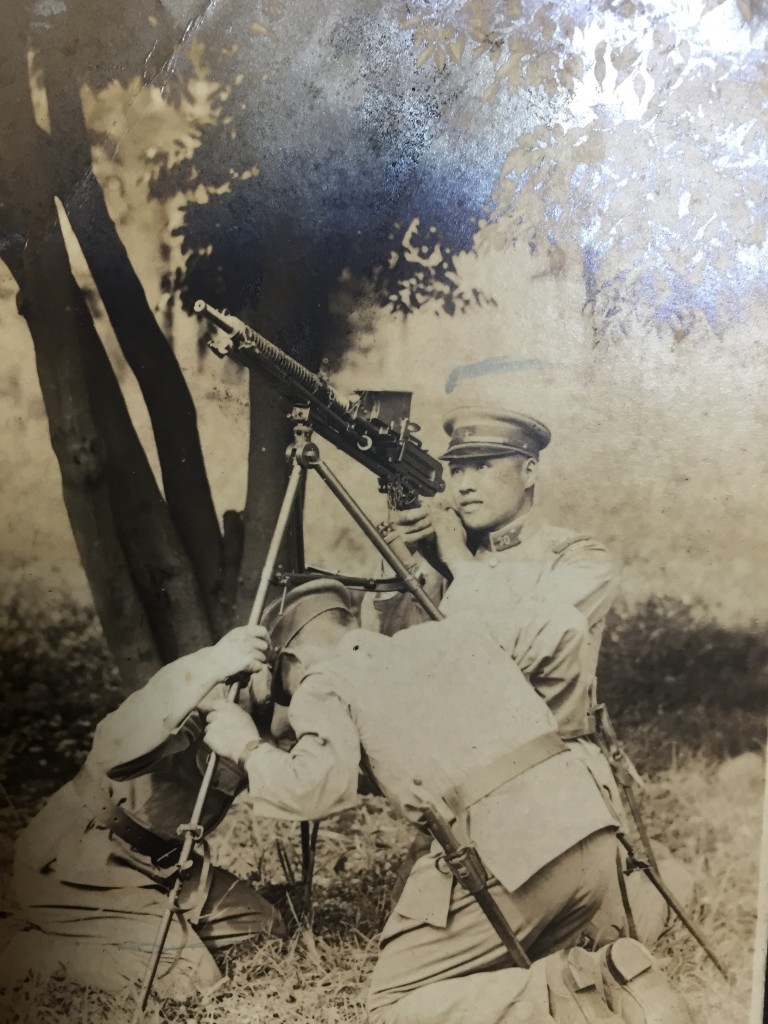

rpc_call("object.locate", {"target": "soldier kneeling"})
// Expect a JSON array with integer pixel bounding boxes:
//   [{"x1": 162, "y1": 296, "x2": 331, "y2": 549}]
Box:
[
  {"x1": 203, "y1": 580, "x2": 692, "y2": 1024},
  {"x1": 3, "y1": 625, "x2": 286, "y2": 1000}
]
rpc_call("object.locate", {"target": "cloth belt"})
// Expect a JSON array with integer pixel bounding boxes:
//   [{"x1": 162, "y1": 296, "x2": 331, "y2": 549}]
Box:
[
  {"x1": 560, "y1": 725, "x2": 598, "y2": 742},
  {"x1": 442, "y1": 731, "x2": 567, "y2": 818},
  {"x1": 72, "y1": 769, "x2": 183, "y2": 866}
]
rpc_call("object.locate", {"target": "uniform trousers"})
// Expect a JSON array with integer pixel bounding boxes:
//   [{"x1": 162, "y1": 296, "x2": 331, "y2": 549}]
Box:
[
  {"x1": 368, "y1": 827, "x2": 626, "y2": 1024},
  {"x1": 4, "y1": 849, "x2": 285, "y2": 1000}
]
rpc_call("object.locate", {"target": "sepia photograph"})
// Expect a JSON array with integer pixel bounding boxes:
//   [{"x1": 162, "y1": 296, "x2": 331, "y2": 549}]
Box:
[{"x1": 0, "y1": 2, "x2": 766, "y2": 1022}]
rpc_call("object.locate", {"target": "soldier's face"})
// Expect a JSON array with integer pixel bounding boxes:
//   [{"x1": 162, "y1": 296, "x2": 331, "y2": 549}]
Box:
[{"x1": 447, "y1": 455, "x2": 537, "y2": 533}]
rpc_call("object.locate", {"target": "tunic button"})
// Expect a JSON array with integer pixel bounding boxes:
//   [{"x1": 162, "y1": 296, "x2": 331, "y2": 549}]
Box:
[{"x1": 488, "y1": 557, "x2": 499, "y2": 568}]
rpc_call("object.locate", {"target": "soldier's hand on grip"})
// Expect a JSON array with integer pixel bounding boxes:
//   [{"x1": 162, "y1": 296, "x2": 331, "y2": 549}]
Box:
[
  {"x1": 210, "y1": 624, "x2": 271, "y2": 681},
  {"x1": 389, "y1": 505, "x2": 435, "y2": 551},
  {"x1": 430, "y1": 504, "x2": 472, "y2": 574},
  {"x1": 205, "y1": 700, "x2": 261, "y2": 766}
]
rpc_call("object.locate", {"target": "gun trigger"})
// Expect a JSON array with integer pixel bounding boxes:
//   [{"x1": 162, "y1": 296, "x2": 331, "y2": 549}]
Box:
[{"x1": 207, "y1": 337, "x2": 233, "y2": 358}]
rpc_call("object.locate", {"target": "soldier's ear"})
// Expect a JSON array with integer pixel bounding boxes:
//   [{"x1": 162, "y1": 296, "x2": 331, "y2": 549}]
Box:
[
  {"x1": 277, "y1": 648, "x2": 305, "y2": 698},
  {"x1": 523, "y1": 457, "x2": 539, "y2": 488}
]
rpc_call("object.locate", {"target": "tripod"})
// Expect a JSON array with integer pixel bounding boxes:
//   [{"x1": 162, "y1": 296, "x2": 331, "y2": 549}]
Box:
[
  {"x1": 273, "y1": 406, "x2": 444, "y2": 620},
  {"x1": 133, "y1": 406, "x2": 442, "y2": 1016}
]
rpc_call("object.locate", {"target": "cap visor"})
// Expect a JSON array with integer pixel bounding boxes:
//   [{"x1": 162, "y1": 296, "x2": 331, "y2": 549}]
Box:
[{"x1": 439, "y1": 442, "x2": 535, "y2": 461}]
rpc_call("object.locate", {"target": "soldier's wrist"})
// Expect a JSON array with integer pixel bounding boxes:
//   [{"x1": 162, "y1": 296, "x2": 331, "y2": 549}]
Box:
[{"x1": 238, "y1": 738, "x2": 261, "y2": 769}]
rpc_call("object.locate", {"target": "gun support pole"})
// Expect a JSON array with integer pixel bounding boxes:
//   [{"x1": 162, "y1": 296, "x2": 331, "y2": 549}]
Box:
[
  {"x1": 247, "y1": 457, "x2": 307, "y2": 626},
  {"x1": 309, "y1": 454, "x2": 443, "y2": 622},
  {"x1": 616, "y1": 833, "x2": 730, "y2": 980},
  {"x1": 133, "y1": 458, "x2": 307, "y2": 1017}
]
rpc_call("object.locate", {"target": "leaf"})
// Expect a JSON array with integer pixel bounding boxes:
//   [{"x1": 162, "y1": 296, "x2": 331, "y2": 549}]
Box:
[
  {"x1": 482, "y1": 81, "x2": 500, "y2": 103},
  {"x1": 416, "y1": 44, "x2": 435, "y2": 68},
  {"x1": 447, "y1": 35, "x2": 466, "y2": 64}
]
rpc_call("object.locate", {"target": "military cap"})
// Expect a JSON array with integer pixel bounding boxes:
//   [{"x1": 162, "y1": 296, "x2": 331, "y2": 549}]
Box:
[
  {"x1": 440, "y1": 406, "x2": 551, "y2": 461},
  {"x1": 261, "y1": 578, "x2": 354, "y2": 660}
]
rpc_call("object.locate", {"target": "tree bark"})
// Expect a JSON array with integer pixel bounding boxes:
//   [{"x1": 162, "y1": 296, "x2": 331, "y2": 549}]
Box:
[
  {"x1": 39, "y1": 52, "x2": 227, "y2": 636},
  {"x1": 14, "y1": 225, "x2": 164, "y2": 690}
]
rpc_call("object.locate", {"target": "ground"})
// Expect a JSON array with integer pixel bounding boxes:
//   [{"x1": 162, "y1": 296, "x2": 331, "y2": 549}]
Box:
[{"x1": 0, "y1": 748, "x2": 763, "y2": 1024}]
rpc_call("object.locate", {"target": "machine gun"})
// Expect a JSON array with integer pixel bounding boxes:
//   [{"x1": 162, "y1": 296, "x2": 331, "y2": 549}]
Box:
[{"x1": 193, "y1": 301, "x2": 443, "y2": 510}]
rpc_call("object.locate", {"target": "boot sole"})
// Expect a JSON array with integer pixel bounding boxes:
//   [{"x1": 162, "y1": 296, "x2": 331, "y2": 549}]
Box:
[{"x1": 603, "y1": 939, "x2": 692, "y2": 1024}]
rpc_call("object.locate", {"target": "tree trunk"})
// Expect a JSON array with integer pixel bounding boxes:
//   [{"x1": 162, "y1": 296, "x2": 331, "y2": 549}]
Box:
[
  {"x1": 40, "y1": 50, "x2": 227, "y2": 636},
  {"x1": 15, "y1": 224, "x2": 164, "y2": 689},
  {"x1": 1, "y1": 8, "x2": 214, "y2": 681}
]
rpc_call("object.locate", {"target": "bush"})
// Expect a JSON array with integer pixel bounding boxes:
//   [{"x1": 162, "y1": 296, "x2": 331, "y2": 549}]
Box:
[
  {"x1": 598, "y1": 595, "x2": 768, "y2": 771},
  {"x1": 0, "y1": 581, "x2": 119, "y2": 808}
]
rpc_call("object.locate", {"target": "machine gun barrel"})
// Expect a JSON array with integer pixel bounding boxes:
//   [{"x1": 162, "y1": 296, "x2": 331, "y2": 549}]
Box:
[
  {"x1": 193, "y1": 300, "x2": 352, "y2": 418},
  {"x1": 194, "y1": 300, "x2": 444, "y2": 506}
]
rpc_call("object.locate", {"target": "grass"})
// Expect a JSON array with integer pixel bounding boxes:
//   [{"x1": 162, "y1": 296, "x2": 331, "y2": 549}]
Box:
[{"x1": 0, "y1": 749, "x2": 763, "y2": 1024}]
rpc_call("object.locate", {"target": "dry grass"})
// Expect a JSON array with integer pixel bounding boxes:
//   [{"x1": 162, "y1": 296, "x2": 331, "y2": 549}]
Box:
[{"x1": 0, "y1": 749, "x2": 763, "y2": 1024}]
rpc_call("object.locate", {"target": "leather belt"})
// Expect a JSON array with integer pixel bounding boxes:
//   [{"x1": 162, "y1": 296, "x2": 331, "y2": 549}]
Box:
[
  {"x1": 72, "y1": 769, "x2": 183, "y2": 866},
  {"x1": 442, "y1": 731, "x2": 567, "y2": 817}
]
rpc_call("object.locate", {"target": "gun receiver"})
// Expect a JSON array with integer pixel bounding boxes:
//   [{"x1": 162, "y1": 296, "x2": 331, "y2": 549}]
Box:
[{"x1": 194, "y1": 300, "x2": 443, "y2": 508}]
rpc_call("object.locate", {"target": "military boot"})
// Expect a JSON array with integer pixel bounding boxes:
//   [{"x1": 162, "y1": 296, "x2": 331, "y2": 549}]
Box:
[
  {"x1": 598, "y1": 938, "x2": 693, "y2": 1024},
  {"x1": 545, "y1": 946, "x2": 623, "y2": 1022}
]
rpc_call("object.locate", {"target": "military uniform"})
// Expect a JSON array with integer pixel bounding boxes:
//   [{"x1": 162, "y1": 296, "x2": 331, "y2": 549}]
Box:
[
  {"x1": 5, "y1": 655, "x2": 284, "y2": 999},
  {"x1": 235, "y1": 586, "x2": 627, "y2": 1024},
  {"x1": 371, "y1": 508, "x2": 622, "y2": 822},
  {"x1": 367, "y1": 406, "x2": 690, "y2": 947}
]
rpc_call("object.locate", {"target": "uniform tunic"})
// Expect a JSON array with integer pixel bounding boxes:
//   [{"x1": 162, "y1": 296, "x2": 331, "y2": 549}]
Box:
[
  {"x1": 244, "y1": 614, "x2": 614, "y2": 890},
  {"x1": 369, "y1": 510, "x2": 617, "y2": 739}
]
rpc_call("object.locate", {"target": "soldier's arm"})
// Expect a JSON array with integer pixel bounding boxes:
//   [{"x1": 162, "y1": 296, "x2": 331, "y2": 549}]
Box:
[
  {"x1": 542, "y1": 538, "x2": 618, "y2": 629},
  {"x1": 441, "y1": 561, "x2": 589, "y2": 684},
  {"x1": 207, "y1": 675, "x2": 361, "y2": 821},
  {"x1": 89, "y1": 626, "x2": 269, "y2": 776}
]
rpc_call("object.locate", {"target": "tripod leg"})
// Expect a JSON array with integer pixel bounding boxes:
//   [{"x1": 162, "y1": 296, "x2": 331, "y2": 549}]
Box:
[
  {"x1": 133, "y1": 459, "x2": 306, "y2": 1018},
  {"x1": 616, "y1": 833, "x2": 730, "y2": 980},
  {"x1": 300, "y1": 820, "x2": 320, "y2": 917},
  {"x1": 247, "y1": 457, "x2": 307, "y2": 625},
  {"x1": 309, "y1": 456, "x2": 443, "y2": 622}
]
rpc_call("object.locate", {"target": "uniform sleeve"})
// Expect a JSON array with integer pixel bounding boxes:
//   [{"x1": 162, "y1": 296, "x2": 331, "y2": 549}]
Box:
[
  {"x1": 89, "y1": 650, "x2": 228, "y2": 777},
  {"x1": 441, "y1": 563, "x2": 589, "y2": 685},
  {"x1": 544, "y1": 539, "x2": 618, "y2": 629},
  {"x1": 243, "y1": 676, "x2": 361, "y2": 821}
]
